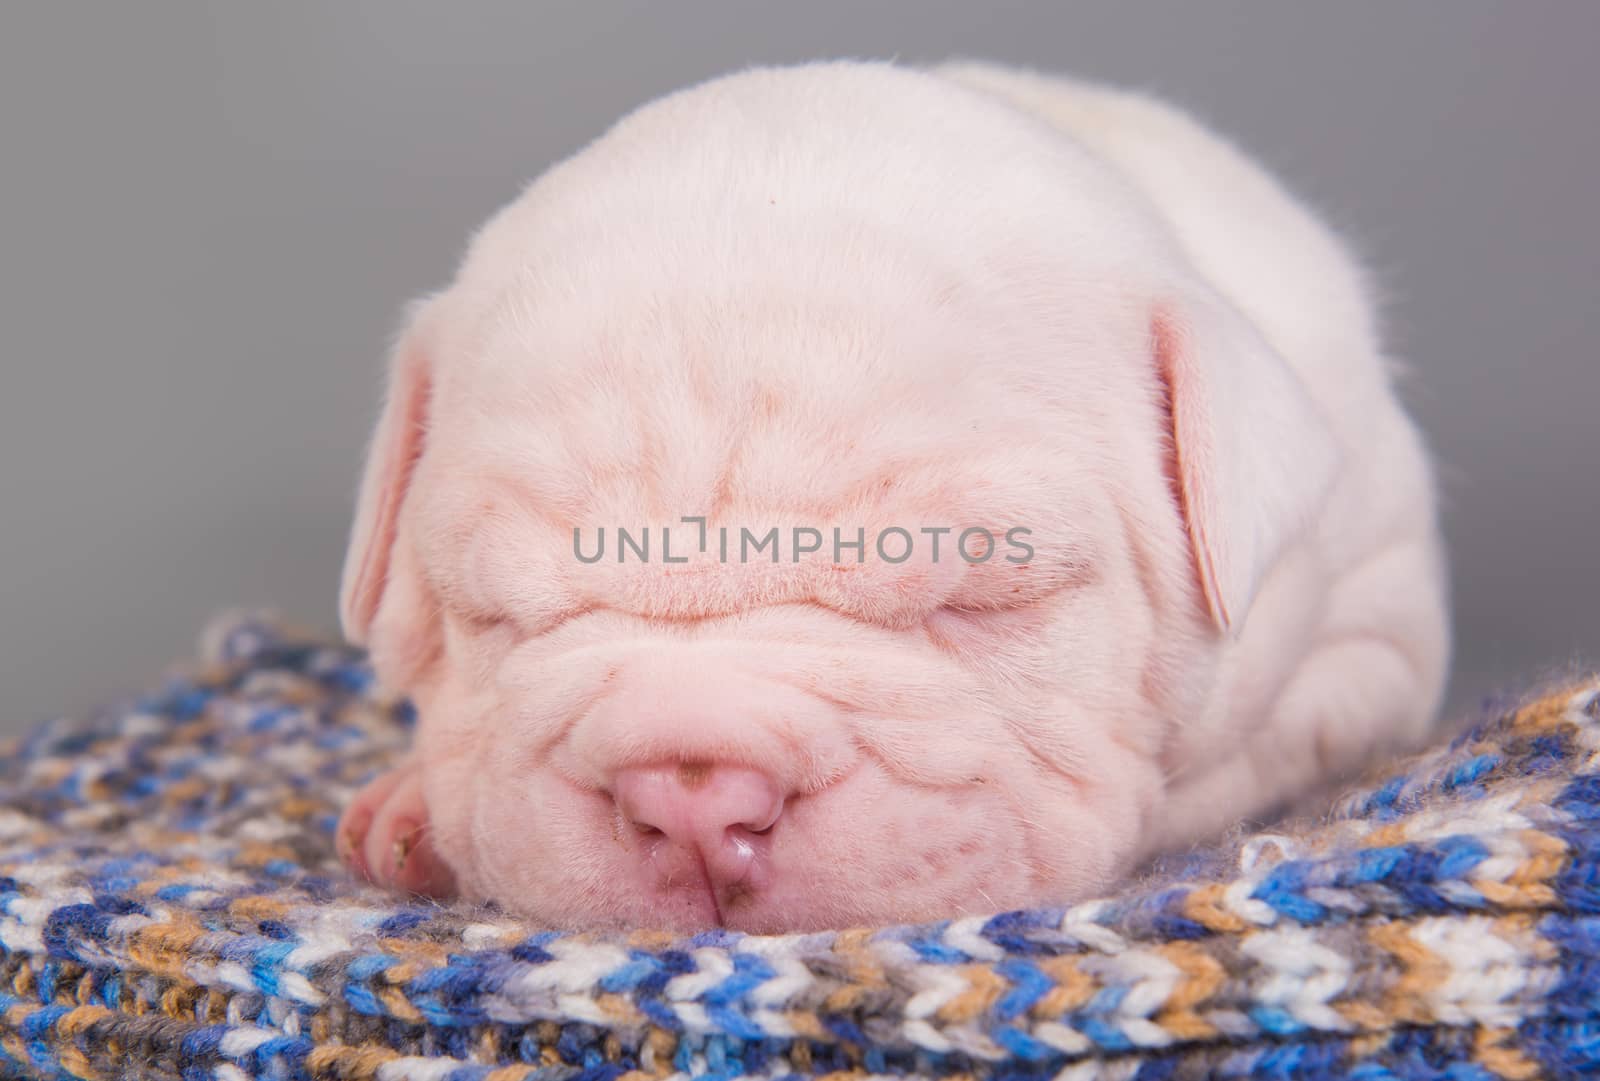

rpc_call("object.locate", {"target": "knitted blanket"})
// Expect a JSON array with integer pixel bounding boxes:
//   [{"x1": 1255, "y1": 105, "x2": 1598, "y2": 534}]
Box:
[{"x1": 1, "y1": 617, "x2": 1596, "y2": 1081}]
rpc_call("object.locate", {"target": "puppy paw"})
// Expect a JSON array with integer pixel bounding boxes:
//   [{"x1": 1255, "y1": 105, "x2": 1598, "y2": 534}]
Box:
[{"x1": 336, "y1": 759, "x2": 457, "y2": 898}]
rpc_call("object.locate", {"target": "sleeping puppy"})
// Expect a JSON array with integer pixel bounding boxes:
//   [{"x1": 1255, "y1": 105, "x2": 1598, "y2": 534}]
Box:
[{"x1": 335, "y1": 61, "x2": 1449, "y2": 932}]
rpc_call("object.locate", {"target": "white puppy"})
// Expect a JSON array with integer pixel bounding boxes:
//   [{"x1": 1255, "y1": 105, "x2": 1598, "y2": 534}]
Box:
[{"x1": 335, "y1": 61, "x2": 1449, "y2": 932}]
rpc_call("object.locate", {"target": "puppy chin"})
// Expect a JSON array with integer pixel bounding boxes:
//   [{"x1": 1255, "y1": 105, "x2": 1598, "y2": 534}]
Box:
[
  {"x1": 445, "y1": 766, "x2": 975, "y2": 931},
  {"x1": 420, "y1": 708, "x2": 1135, "y2": 932},
  {"x1": 395, "y1": 594, "x2": 1163, "y2": 930}
]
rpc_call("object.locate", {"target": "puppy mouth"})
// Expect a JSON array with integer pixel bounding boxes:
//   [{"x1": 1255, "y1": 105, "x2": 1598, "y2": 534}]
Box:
[
  {"x1": 449, "y1": 749, "x2": 1035, "y2": 932},
  {"x1": 608, "y1": 768, "x2": 786, "y2": 928},
  {"x1": 637, "y1": 831, "x2": 760, "y2": 928},
  {"x1": 445, "y1": 629, "x2": 1014, "y2": 929}
]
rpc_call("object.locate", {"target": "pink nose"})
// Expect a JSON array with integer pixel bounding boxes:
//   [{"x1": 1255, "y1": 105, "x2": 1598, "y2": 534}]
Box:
[{"x1": 612, "y1": 764, "x2": 785, "y2": 891}]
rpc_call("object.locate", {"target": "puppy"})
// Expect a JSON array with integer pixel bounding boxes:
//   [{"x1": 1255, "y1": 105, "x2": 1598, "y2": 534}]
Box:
[{"x1": 335, "y1": 61, "x2": 1449, "y2": 932}]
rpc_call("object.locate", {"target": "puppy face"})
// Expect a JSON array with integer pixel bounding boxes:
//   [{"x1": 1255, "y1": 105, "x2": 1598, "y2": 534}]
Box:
[{"x1": 340, "y1": 64, "x2": 1342, "y2": 931}]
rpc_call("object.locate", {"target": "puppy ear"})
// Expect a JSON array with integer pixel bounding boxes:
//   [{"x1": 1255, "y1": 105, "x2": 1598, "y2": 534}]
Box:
[
  {"x1": 340, "y1": 298, "x2": 441, "y2": 645},
  {"x1": 1153, "y1": 286, "x2": 1342, "y2": 634}
]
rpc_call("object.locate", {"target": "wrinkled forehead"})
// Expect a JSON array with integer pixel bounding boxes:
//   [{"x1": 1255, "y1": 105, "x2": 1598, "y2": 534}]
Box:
[
  {"x1": 407, "y1": 261, "x2": 1142, "y2": 633},
  {"x1": 424, "y1": 249, "x2": 1140, "y2": 530},
  {"x1": 405, "y1": 65, "x2": 1180, "y2": 613},
  {"x1": 421, "y1": 60, "x2": 1180, "y2": 475}
]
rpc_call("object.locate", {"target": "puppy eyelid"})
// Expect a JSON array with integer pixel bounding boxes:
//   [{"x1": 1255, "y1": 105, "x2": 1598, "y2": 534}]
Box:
[
  {"x1": 923, "y1": 604, "x2": 989, "y2": 650},
  {"x1": 452, "y1": 598, "x2": 590, "y2": 640},
  {"x1": 427, "y1": 561, "x2": 566, "y2": 638},
  {"x1": 445, "y1": 603, "x2": 515, "y2": 638}
]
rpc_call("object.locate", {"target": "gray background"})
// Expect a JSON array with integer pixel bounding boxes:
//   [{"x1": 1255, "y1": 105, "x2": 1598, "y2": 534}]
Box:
[{"x1": 1, "y1": 3, "x2": 1596, "y2": 732}]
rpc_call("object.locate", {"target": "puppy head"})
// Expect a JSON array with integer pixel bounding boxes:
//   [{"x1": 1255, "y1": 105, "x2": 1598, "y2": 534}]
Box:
[{"x1": 340, "y1": 63, "x2": 1339, "y2": 931}]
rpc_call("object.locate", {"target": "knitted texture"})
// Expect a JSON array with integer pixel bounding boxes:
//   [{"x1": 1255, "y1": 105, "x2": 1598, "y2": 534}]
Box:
[{"x1": 1, "y1": 616, "x2": 1597, "y2": 1081}]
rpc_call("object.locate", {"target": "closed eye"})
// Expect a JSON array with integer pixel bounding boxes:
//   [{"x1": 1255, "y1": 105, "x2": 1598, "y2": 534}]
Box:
[
  {"x1": 439, "y1": 602, "x2": 519, "y2": 651},
  {"x1": 451, "y1": 605, "x2": 515, "y2": 636},
  {"x1": 924, "y1": 599, "x2": 1058, "y2": 655},
  {"x1": 923, "y1": 604, "x2": 991, "y2": 649},
  {"x1": 436, "y1": 582, "x2": 586, "y2": 642},
  {"x1": 427, "y1": 552, "x2": 584, "y2": 640}
]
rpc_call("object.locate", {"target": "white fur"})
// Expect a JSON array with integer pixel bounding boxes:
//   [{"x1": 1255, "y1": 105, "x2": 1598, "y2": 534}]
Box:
[{"x1": 335, "y1": 61, "x2": 1449, "y2": 930}]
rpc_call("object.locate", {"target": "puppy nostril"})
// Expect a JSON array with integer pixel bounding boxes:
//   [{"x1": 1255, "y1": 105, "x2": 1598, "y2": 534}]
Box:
[
  {"x1": 612, "y1": 765, "x2": 786, "y2": 858},
  {"x1": 745, "y1": 794, "x2": 785, "y2": 837}
]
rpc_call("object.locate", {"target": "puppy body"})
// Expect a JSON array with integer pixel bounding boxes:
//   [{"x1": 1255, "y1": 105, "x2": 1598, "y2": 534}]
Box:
[
  {"x1": 935, "y1": 63, "x2": 1449, "y2": 847},
  {"x1": 338, "y1": 62, "x2": 1448, "y2": 931}
]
